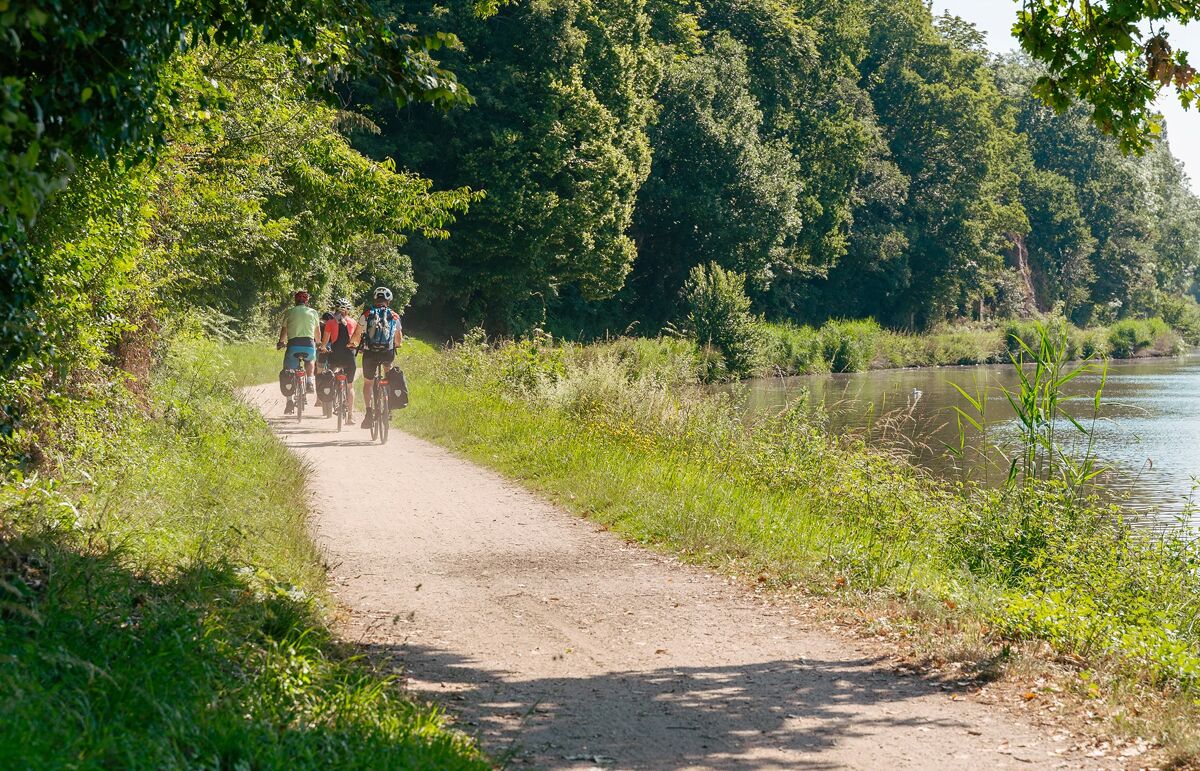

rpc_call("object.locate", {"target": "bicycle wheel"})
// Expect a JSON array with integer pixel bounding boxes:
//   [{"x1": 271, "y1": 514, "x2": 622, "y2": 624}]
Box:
[
  {"x1": 295, "y1": 375, "x2": 305, "y2": 422},
  {"x1": 335, "y1": 386, "x2": 344, "y2": 432},
  {"x1": 369, "y1": 389, "x2": 379, "y2": 441},
  {"x1": 375, "y1": 382, "x2": 389, "y2": 444}
]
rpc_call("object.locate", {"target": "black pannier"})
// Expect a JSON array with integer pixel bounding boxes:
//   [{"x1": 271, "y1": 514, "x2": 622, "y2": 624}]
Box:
[
  {"x1": 315, "y1": 371, "x2": 336, "y2": 399},
  {"x1": 278, "y1": 369, "x2": 296, "y2": 397},
  {"x1": 385, "y1": 367, "x2": 409, "y2": 409}
]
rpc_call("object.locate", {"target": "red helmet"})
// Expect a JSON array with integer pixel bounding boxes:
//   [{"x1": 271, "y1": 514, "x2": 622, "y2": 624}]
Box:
[{"x1": 294, "y1": 290, "x2": 310, "y2": 304}]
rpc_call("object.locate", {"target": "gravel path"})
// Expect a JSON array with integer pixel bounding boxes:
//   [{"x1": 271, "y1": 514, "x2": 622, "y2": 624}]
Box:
[{"x1": 248, "y1": 386, "x2": 1115, "y2": 770}]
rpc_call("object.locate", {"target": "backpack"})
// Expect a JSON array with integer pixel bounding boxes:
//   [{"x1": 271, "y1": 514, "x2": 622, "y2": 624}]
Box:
[{"x1": 364, "y1": 307, "x2": 397, "y2": 350}]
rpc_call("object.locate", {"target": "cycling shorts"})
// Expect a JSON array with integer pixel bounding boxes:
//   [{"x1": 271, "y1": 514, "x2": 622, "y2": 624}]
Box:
[
  {"x1": 284, "y1": 337, "x2": 317, "y2": 370},
  {"x1": 327, "y1": 349, "x2": 357, "y2": 382},
  {"x1": 362, "y1": 349, "x2": 395, "y2": 379}
]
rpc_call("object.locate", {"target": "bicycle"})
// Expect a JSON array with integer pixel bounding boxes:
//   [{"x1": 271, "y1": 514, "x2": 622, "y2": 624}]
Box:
[
  {"x1": 325, "y1": 365, "x2": 350, "y2": 432},
  {"x1": 365, "y1": 358, "x2": 391, "y2": 444},
  {"x1": 289, "y1": 352, "x2": 309, "y2": 422}
]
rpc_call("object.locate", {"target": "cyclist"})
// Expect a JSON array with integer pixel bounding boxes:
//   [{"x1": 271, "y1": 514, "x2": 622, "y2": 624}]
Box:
[
  {"x1": 351, "y1": 286, "x2": 403, "y2": 429},
  {"x1": 320, "y1": 298, "x2": 360, "y2": 424},
  {"x1": 277, "y1": 290, "x2": 321, "y2": 415}
]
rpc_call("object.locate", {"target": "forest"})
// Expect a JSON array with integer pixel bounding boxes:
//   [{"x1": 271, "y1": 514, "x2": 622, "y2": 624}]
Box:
[
  {"x1": 6, "y1": 0, "x2": 1200, "y2": 387},
  {"x1": 350, "y1": 0, "x2": 1200, "y2": 339}
]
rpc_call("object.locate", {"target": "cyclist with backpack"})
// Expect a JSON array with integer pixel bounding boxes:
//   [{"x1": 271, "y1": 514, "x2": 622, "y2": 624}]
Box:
[
  {"x1": 277, "y1": 290, "x2": 321, "y2": 415},
  {"x1": 351, "y1": 286, "x2": 403, "y2": 429},
  {"x1": 319, "y1": 298, "x2": 360, "y2": 424}
]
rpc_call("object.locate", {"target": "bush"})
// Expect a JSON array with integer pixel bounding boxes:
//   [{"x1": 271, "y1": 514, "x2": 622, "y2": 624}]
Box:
[
  {"x1": 1005, "y1": 316, "x2": 1076, "y2": 360},
  {"x1": 761, "y1": 323, "x2": 825, "y2": 375},
  {"x1": 1106, "y1": 318, "x2": 1179, "y2": 358},
  {"x1": 1158, "y1": 295, "x2": 1200, "y2": 346},
  {"x1": 819, "y1": 319, "x2": 881, "y2": 372},
  {"x1": 683, "y1": 263, "x2": 763, "y2": 380}
]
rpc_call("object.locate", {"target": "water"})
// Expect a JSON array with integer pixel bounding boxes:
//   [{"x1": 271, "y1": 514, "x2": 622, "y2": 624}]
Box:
[{"x1": 742, "y1": 356, "x2": 1200, "y2": 522}]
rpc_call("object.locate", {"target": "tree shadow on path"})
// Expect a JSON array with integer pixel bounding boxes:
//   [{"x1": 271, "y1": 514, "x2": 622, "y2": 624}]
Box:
[{"x1": 368, "y1": 641, "x2": 996, "y2": 770}]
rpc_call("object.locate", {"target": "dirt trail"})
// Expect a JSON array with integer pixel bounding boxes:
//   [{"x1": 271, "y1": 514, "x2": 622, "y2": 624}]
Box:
[{"x1": 248, "y1": 386, "x2": 1115, "y2": 770}]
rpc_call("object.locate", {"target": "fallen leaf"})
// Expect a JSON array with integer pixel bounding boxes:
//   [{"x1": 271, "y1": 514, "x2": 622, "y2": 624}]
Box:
[{"x1": 1022, "y1": 692, "x2": 1038, "y2": 701}]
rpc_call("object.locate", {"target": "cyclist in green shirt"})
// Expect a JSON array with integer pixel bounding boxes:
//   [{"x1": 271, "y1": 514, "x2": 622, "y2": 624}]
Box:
[{"x1": 277, "y1": 291, "x2": 321, "y2": 415}]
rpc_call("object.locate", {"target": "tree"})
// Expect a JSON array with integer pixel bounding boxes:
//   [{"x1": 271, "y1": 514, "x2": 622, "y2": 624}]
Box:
[
  {"x1": 850, "y1": 2, "x2": 1027, "y2": 327},
  {"x1": 361, "y1": 0, "x2": 658, "y2": 333},
  {"x1": 1, "y1": 0, "x2": 473, "y2": 371},
  {"x1": 1014, "y1": 0, "x2": 1200, "y2": 151},
  {"x1": 148, "y1": 45, "x2": 478, "y2": 318},
  {"x1": 625, "y1": 33, "x2": 805, "y2": 330}
]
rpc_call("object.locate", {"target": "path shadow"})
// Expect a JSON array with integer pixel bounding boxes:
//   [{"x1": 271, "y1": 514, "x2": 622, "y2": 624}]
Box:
[{"x1": 366, "y1": 641, "x2": 979, "y2": 769}]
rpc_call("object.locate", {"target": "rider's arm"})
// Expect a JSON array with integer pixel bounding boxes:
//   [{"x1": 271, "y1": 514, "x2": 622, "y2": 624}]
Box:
[
  {"x1": 394, "y1": 318, "x2": 403, "y2": 347},
  {"x1": 278, "y1": 319, "x2": 288, "y2": 348},
  {"x1": 350, "y1": 317, "x2": 365, "y2": 349}
]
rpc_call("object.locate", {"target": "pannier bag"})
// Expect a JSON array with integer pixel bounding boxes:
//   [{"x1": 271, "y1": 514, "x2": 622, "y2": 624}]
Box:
[
  {"x1": 385, "y1": 367, "x2": 409, "y2": 409},
  {"x1": 278, "y1": 369, "x2": 296, "y2": 397},
  {"x1": 316, "y1": 371, "x2": 335, "y2": 399}
]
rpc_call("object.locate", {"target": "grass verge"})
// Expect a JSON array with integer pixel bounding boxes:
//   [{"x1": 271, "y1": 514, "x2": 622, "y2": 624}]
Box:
[{"x1": 0, "y1": 336, "x2": 487, "y2": 769}]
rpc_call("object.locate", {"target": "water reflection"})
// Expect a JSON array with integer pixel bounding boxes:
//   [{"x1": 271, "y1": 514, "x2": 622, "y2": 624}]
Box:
[{"x1": 742, "y1": 356, "x2": 1200, "y2": 521}]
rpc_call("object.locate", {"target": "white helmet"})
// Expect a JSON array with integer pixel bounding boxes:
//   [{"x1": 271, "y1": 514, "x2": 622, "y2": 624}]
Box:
[{"x1": 372, "y1": 286, "x2": 393, "y2": 301}]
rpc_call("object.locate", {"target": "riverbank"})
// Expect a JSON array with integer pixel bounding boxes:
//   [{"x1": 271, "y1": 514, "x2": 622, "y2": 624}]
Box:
[
  {"x1": 0, "y1": 337, "x2": 487, "y2": 768},
  {"x1": 758, "y1": 316, "x2": 1187, "y2": 377},
  {"x1": 361, "y1": 332, "x2": 1200, "y2": 763}
]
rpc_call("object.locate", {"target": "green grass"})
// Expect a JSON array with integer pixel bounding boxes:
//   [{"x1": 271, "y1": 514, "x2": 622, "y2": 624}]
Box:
[{"x1": 0, "y1": 337, "x2": 487, "y2": 769}]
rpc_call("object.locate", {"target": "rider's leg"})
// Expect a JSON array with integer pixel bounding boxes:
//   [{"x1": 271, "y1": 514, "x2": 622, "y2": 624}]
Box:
[{"x1": 360, "y1": 377, "x2": 375, "y2": 428}]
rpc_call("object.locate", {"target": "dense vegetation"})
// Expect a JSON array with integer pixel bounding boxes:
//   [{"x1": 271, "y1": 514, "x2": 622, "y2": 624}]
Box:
[
  {"x1": 0, "y1": 338, "x2": 487, "y2": 768},
  {"x1": 0, "y1": 4, "x2": 490, "y2": 766},
  {"x1": 5, "y1": 0, "x2": 1200, "y2": 763},
  {"x1": 357, "y1": 0, "x2": 1200, "y2": 340}
]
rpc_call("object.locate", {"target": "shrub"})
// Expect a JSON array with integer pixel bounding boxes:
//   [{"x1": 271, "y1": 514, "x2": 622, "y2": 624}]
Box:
[
  {"x1": 683, "y1": 263, "x2": 763, "y2": 380},
  {"x1": 819, "y1": 319, "x2": 881, "y2": 372},
  {"x1": 1076, "y1": 328, "x2": 1109, "y2": 358},
  {"x1": 1106, "y1": 318, "x2": 1179, "y2": 358},
  {"x1": 1159, "y1": 295, "x2": 1200, "y2": 345},
  {"x1": 760, "y1": 323, "x2": 824, "y2": 375}
]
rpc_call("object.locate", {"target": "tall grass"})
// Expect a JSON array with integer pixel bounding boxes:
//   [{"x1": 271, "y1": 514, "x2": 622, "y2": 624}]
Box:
[{"x1": 0, "y1": 337, "x2": 486, "y2": 769}]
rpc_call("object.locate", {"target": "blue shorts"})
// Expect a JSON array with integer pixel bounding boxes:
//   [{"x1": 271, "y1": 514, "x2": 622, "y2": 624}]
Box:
[{"x1": 283, "y1": 340, "x2": 317, "y2": 370}]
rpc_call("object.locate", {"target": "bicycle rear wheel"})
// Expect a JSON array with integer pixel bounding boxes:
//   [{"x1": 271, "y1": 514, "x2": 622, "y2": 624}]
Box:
[
  {"x1": 295, "y1": 375, "x2": 305, "y2": 422},
  {"x1": 374, "y1": 382, "x2": 389, "y2": 444},
  {"x1": 335, "y1": 386, "x2": 344, "y2": 432}
]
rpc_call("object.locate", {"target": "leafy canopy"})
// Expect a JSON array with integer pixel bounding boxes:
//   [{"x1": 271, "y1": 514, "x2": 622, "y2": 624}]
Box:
[{"x1": 1016, "y1": 0, "x2": 1200, "y2": 151}]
